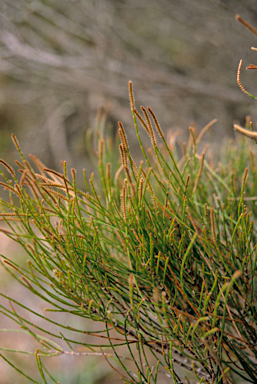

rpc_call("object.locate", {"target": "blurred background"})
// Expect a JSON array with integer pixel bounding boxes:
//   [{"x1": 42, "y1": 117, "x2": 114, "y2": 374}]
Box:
[
  {"x1": 0, "y1": 0, "x2": 257, "y2": 172},
  {"x1": 0, "y1": 0, "x2": 257, "y2": 383}
]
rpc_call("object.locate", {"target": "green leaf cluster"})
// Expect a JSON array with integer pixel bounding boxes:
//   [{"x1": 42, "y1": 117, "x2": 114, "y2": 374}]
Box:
[{"x1": 0, "y1": 82, "x2": 256, "y2": 383}]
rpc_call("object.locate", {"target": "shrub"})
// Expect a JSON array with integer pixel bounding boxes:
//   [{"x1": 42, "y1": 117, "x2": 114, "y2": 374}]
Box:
[{"x1": 0, "y1": 15, "x2": 257, "y2": 384}]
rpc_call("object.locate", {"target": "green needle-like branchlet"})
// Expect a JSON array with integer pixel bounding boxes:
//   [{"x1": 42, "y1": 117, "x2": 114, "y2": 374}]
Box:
[{"x1": 0, "y1": 78, "x2": 256, "y2": 383}]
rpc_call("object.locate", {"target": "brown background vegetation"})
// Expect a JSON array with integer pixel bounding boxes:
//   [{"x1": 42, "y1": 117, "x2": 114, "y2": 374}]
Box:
[{"x1": 0, "y1": 0, "x2": 257, "y2": 173}]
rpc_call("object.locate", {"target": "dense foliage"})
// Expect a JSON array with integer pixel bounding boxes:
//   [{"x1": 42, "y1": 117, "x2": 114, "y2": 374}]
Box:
[{"x1": 0, "y1": 80, "x2": 256, "y2": 383}]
